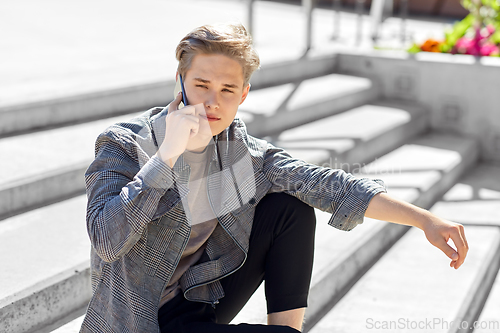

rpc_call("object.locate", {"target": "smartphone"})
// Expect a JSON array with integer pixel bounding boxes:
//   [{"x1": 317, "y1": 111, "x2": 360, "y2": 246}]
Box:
[
  {"x1": 179, "y1": 74, "x2": 189, "y2": 107},
  {"x1": 173, "y1": 74, "x2": 188, "y2": 108},
  {"x1": 172, "y1": 74, "x2": 189, "y2": 110}
]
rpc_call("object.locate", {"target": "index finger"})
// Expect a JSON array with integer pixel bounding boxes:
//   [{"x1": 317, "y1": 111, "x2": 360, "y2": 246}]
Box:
[
  {"x1": 451, "y1": 225, "x2": 468, "y2": 269},
  {"x1": 168, "y1": 92, "x2": 184, "y2": 113}
]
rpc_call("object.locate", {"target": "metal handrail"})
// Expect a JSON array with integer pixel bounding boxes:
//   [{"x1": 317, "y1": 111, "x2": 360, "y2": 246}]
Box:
[
  {"x1": 246, "y1": 0, "x2": 409, "y2": 49},
  {"x1": 247, "y1": 0, "x2": 254, "y2": 37},
  {"x1": 370, "y1": 0, "x2": 392, "y2": 41},
  {"x1": 332, "y1": 0, "x2": 342, "y2": 40},
  {"x1": 356, "y1": 0, "x2": 366, "y2": 45},
  {"x1": 370, "y1": 0, "x2": 408, "y2": 43},
  {"x1": 304, "y1": 0, "x2": 316, "y2": 51}
]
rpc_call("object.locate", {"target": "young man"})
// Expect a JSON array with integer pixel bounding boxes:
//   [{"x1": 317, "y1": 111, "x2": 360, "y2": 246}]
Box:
[{"x1": 81, "y1": 23, "x2": 468, "y2": 333}]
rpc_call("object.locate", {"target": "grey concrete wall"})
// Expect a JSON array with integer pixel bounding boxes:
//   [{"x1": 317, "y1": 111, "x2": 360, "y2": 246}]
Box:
[{"x1": 336, "y1": 51, "x2": 500, "y2": 163}]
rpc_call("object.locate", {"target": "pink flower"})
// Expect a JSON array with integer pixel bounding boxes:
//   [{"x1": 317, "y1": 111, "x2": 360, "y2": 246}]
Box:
[
  {"x1": 454, "y1": 37, "x2": 478, "y2": 55},
  {"x1": 480, "y1": 42, "x2": 500, "y2": 56},
  {"x1": 450, "y1": 24, "x2": 498, "y2": 57},
  {"x1": 473, "y1": 27, "x2": 482, "y2": 55},
  {"x1": 480, "y1": 25, "x2": 495, "y2": 39},
  {"x1": 486, "y1": 24, "x2": 495, "y2": 36}
]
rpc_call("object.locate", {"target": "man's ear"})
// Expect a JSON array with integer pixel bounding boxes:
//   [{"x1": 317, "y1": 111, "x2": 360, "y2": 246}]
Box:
[
  {"x1": 175, "y1": 72, "x2": 179, "y2": 81},
  {"x1": 239, "y1": 83, "x2": 251, "y2": 105}
]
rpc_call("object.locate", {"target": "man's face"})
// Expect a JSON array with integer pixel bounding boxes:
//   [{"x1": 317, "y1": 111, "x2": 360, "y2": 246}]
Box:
[{"x1": 180, "y1": 54, "x2": 250, "y2": 136}]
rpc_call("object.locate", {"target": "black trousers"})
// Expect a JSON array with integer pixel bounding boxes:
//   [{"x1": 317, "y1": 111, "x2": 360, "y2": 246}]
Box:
[{"x1": 158, "y1": 193, "x2": 316, "y2": 333}]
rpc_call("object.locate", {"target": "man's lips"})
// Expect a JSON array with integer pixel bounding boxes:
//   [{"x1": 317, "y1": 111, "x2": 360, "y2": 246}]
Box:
[{"x1": 201, "y1": 114, "x2": 221, "y2": 122}]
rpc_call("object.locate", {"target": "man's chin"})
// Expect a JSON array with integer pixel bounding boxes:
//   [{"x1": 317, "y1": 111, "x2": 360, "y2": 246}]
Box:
[
  {"x1": 210, "y1": 127, "x2": 225, "y2": 137},
  {"x1": 210, "y1": 121, "x2": 233, "y2": 134}
]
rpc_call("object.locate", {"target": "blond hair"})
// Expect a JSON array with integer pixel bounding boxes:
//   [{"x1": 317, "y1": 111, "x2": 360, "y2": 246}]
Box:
[{"x1": 175, "y1": 23, "x2": 260, "y2": 87}]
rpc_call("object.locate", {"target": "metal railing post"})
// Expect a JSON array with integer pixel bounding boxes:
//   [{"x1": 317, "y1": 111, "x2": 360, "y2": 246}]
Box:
[
  {"x1": 247, "y1": 0, "x2": 255, "y2": 37},
  {"x1": 332, "y1": 0, "x2": 342, "y2": 40},
  {"x1": 370, "y1": 0, "x2": 384, "y2": 42},
  {"x1": 303, "y1": 0, "x2": 315, "y2": 51},
  {"x1": 369, "y1": 0, "x2": 393, "y2": 43},
  {"x1": 400, "y1": 0, "x2": 408, "y2": 44},
  {"x1": 355, "y1": 0, "x2": 365, "y2": 45}
]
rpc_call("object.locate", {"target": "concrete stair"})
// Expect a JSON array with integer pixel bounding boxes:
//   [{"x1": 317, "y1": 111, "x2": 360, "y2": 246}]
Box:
[
  {"x1": 0, "y1": 196, "x2": 90, "y2": 333},
  {"x1": 1, "y1": 64, "x2": 384, "y2": 332},
  {"x1": 0, "y1": 114, "x2": 139, "y2": 220},
  {"x1": 309, "y1": 164, "x2": 500, "y2": 333},
  {"x1": 230, "y1": 132, "x2": 479, "y2": 329},
  {"x1": 429, "y1": 164, "x2": 500, "y2": 333},
  {"x1": 240, "y1": 73, "x2": 379, "y2": 137},
  {"x1": 0, "y1": 53, "x2": 338, "y2": 138},
  {"x1": 271, "y1": 99, "x2": 427, "y2": 166},
  {"x1": 0, "y1": 55, "x2": 350, "y2": 221},
  {"x1": 2, "y1": 55, "x2": 499, "y2": 333}
]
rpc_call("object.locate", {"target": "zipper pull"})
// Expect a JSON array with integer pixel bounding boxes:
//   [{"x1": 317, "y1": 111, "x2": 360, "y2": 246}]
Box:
[{"x1": 211, "y1": 300, "x2": 219, "y2": 309}]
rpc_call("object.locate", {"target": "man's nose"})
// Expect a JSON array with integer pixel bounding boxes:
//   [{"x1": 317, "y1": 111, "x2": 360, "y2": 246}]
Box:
[{"x1": 205, "y1": 91, "x2": 219, "y2": 110}]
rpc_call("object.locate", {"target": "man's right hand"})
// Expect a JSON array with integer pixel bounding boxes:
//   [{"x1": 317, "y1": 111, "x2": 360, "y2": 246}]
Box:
[
  {"x1": 156, "y1": 92, "x2": 199, "y2": 167},
  {"x1": 156, "y1": 92, "x2": 212, "y2": 168}
]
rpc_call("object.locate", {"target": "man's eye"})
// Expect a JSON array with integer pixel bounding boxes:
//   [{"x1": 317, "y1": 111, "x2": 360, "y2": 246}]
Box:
[
  {"x1": 222, "y1": 89, "x2": 234, "y2": 93},
  {"x1": 196, "y1": 85, "x2": 208, "y2": 89}
]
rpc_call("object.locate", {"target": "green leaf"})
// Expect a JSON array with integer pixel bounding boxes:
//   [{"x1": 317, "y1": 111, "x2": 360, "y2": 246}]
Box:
[
  {"x1": 482, "y1": 0, "x2": 492, "y2": 7},
  {"x1": 461, "y1": 0, "x2": 472, "y2": 10},
  {"x1": 444, "y1": 14, "x2": 474, "y2": 47},
  {"x1": 491, "y1": 30, "x2": 500, "y2": 43},
  {"x1": 491, "y1": 1, "x2": 500, "y2": 11},
  {"x1": 407, "y1": 44, "x2": 421, "y2": 54},
  {"x1": 441, "y1": 44, "x2": 452, "y2": 53}
]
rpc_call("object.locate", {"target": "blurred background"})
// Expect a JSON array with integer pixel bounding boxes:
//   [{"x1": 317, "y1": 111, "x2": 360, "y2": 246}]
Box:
[{"x1": 1, "y1": 0, "x2": 499, "y2": 332}]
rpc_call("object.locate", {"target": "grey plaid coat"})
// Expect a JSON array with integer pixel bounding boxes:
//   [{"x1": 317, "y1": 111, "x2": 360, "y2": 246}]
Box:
[{"x1": 80, "y1": 107, "x2": 386, "y2": 333}]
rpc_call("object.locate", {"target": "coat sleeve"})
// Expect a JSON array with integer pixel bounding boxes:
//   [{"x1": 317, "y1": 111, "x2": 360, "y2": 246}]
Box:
[
  {"x1": 262, "y1": 142, "x2": 386, "y2": 231},
  {"x1": 84, "y1": 126, "x2": 187, "y2": 262}
]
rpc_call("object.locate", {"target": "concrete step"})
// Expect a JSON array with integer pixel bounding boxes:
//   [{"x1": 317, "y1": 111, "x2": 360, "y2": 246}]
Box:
[
  {"x1": 0, "y1": 53, "x2": 337, "y2": 138},
  {"x1": 239, "y1": 73, "x2": 379, "y2": 137},
  {"x1": 230, "y1": 132, "x2": 478, "y2": 328},
  {"x1": 309, "y1": 162, "x2": 499, "y2": 333},
  {"x1": 430, "y1": 164, "x2": 500, "y2": 227},
  {"x1": 43, "y1": 97, "x2": 420, "y2": 333},
  {"x1": 0, "y1": 113, "x2": 140, "y2": 220},
  {"x1": 427, "y1": 164, "x2": 500, "y2": 333},
  {"x1": 0, "y1": 72, "x2": 377, "y2": 220},
  {"x1": 0, "y1": 196, "x2": 91, "y2": 333},
  {"x1": 475, "y1": 265, "x2": 500, "y2": 333},
  {"x1": 4, "y1": 131, "x2": 474, "y2": 333},
  {"x1": 271, "y1": 99, "x2": 427, "y2": 166},
  {"x1": 309, "y1": 226, "x2": 499, "y2": 333},
  {"x1": 43, "y1": 132, "x2": 477, "y2": 332}
]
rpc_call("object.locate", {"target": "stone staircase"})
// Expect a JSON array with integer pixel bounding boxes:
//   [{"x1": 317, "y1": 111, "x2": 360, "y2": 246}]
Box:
[{"x1": 1, "y1": 54, "x2": 499, "y2": 333}]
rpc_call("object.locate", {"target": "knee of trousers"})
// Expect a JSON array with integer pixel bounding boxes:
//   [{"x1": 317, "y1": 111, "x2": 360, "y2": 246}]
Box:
[{"x1": 259, "y1": 193, "x2": 317, "y2": 235}]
